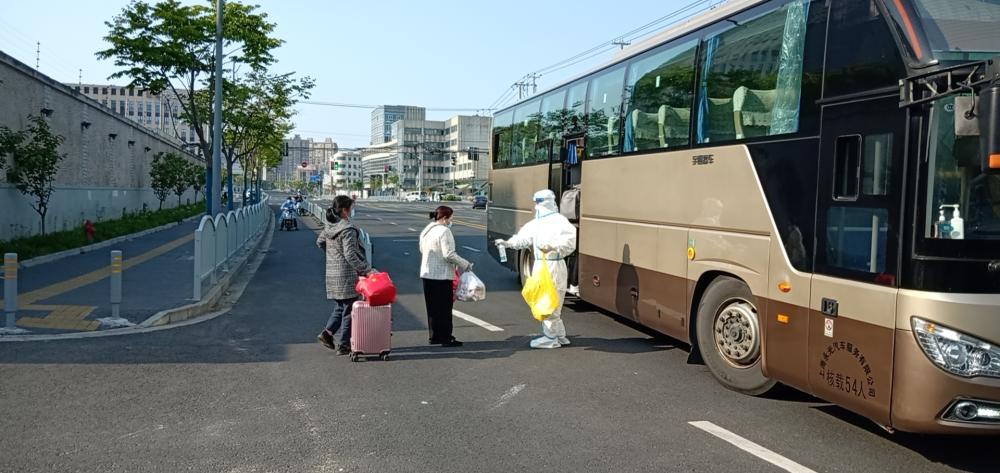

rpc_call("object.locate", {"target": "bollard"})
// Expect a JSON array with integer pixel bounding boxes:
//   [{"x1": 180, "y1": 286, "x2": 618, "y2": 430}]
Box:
[
  {"x1": 110, "y1": 250, "x2": 123, "y2": 319},
  {"x1": 3, "y1": 253, "x2": 16, "y2": 329}
]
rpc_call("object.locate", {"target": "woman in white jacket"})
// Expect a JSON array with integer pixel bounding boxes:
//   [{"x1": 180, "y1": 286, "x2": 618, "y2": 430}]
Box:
[{"x1": 419, "y1": 206, "x2": 473, "y2": 347}]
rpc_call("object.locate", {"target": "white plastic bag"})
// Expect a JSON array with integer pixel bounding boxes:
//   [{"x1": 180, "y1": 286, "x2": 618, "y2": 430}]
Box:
[{"x1": 456, "y1": 271, "x2": 486, "y2": 302}]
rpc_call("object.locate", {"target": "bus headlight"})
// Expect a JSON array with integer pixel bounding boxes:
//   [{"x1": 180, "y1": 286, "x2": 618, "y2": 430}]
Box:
[{"x1": 911, "y1": 317, "x2": 1000, "y2": 378}]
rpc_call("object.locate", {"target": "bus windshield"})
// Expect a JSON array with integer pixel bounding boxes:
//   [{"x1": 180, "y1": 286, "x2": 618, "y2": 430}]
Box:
[
  {"x1": 925, "y1": 95, "x2": 1000, "y2": 241},
  {"x1": 910, "y1": 0, "x2": 1000, "y2": 61}
]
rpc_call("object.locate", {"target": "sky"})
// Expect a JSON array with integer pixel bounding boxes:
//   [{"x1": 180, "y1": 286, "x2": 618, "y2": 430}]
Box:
[{"x1": 0, "y1": 0, "x2": 709, "y2": 148}]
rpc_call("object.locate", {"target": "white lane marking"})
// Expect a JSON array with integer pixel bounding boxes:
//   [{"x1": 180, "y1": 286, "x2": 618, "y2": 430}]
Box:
[
  {"x1": 492, "y1": 384, "x2": 526, "y2": 410},
  {"x1": 452, "y1": 309, "x2": 504, "y2": 332},
  {"x1": 688, "y1": 421, "x2": 817, "y2": 473},
  {"x1": 461, "y1": 246, "x2": 481, "y2": 253},
  {"x1": 407, "y1": 227, "x2": 417, "y2": 232},
  {"x1": 391, "y1": 239, "x2": 417, "y2": 242},
  {"x1": 390, "y1": 222, "x2": 398, "y2": 225}
]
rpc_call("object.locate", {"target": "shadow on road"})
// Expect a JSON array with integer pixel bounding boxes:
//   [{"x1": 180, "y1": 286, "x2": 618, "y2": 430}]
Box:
[{"x1": 811, "y1": 404, "x2": 999, "y2": 472}]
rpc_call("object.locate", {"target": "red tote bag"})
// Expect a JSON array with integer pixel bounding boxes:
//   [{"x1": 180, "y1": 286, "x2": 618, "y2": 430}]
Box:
[{"x1": 356, "y1": 272, "x2": 397, "y2": 306}]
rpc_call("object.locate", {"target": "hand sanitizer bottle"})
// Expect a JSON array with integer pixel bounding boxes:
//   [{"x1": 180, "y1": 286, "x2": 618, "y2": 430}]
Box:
[
  {"x1": 950, "y1": 206, "x2": 964, "y2": 240},
  {"x1": 497, "y1": 242, "x2": 507, "y2": 263},
  {"x1": 937, "y1": 209, "x2": 952, "y2": 239}
]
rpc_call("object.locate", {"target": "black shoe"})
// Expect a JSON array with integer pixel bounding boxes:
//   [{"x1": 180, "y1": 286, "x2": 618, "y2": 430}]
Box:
[
  {"x1": 317, "y1": 332, "x2": 335, "y2": 350},
  {"x1": 336, "y1": 346, "x2": 351, "y2": 356},
  {"x1": 441, "y1": 339, "x2": 463, "y2": 347}
]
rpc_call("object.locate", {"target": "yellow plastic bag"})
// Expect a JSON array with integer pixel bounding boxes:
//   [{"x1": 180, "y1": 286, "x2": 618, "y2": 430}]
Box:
[{"x1": 521, "y1": 254, "x2": 560, "y2": 321}]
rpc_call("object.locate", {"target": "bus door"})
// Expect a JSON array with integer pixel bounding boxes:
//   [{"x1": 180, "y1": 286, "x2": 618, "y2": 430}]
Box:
[
  {"x1": 558, "y1": 136, "x2": 584, "y2": 195},
  {"x1": 811, "y1": 95, "x2": 905, "y2": 425}
]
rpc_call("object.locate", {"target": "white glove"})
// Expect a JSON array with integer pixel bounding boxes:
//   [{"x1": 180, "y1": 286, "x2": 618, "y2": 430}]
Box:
[
  {"x1": 537, "y1": 244, "x2": 554, "y2": 252},
  {"x1": 494, "y1": 239, "x2": 506, "y2": 247}
]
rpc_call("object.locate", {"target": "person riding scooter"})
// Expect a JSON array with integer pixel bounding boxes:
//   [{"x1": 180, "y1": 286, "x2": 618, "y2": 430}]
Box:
[{"x1": 280, "y1": 197, "x2": 298, "y2": 230}]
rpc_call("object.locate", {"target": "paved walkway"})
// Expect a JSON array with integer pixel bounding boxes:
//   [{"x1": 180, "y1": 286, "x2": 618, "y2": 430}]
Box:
[{"x1": 1, "y1": 217, "x2": 205, "y2": 333}]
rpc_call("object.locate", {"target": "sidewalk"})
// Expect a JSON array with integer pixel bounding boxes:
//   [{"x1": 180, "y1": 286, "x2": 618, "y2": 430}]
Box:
[{"x1": 2, "y1": 217, "x2": 204, "y2": 334}]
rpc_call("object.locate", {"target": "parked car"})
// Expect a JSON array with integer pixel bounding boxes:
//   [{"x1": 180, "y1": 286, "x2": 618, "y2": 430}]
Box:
[
  {"x1": 472, "y1": 195, "x2": 487, "y2": 209},
  {"x1": 404, "y1": 191, "x2": 428, "y2": 202}
]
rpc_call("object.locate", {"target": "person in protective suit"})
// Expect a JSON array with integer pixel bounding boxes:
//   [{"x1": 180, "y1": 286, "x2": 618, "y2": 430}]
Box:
[{"x1": 495, "y1": 189, "x2": 577, "y2": 349}]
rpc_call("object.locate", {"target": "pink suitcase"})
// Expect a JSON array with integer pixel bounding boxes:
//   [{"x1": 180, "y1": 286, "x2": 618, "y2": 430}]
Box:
[{"x1": 350, "y1": 301, "x2": 392, "y2": 361}]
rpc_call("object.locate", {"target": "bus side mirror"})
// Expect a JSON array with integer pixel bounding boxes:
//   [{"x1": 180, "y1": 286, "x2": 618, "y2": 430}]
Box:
[{"x1": 977, "y1": 84, "x2": 1000, "y2": 174}]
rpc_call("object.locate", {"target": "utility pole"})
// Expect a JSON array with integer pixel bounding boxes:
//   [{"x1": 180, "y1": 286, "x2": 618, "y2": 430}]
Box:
[
  {"x1": 612, "y1": 37, "x2": 631, "y2": 49},
  {"x1": 209, "y1": 0, "x2": 224, "y2": 216},
  {"x1": 35, "y1": 42, "x2": 39, "y2": 69}
]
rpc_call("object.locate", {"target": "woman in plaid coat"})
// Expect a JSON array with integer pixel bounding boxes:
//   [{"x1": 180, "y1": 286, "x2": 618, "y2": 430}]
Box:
[{"x1": 316, "y1": 196, "x2": 373, "y2": 355}]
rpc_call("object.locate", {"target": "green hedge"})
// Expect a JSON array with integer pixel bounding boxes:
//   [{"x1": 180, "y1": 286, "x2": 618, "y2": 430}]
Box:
[{"x1": 0, "y1": 202, "x2": 205, "y2": 261}]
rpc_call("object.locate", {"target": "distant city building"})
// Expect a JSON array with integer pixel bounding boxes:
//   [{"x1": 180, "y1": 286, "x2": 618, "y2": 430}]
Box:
[
  {"x1": 68, "y1": 83, "x2": 202, "y2": 150},
  {"x1": 331, "y1": 150, "x2": 363, "y2": 189},
  {"x1": 361, "y1": 113, "x2": 492, "y2": 193},
  {"x1": 370, "y1": 105, "x2": 425, "y2": 145},
  {"x1": 276, "y1": 135, "x2": 337, "y2": 184},
  {"x1": 444, "y1": 115, "x2": 492, "y2": 187}
]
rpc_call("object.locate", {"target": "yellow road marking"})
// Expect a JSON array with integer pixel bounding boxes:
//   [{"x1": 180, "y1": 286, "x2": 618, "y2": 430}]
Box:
[
  {"x1": 4, "y1": 233, "x2": 193, "y2": 307},
  {"x1": 17, "y1": 304, "x2": 99, "y2": 331},
  {"x1": 1, "y1": 232, "x2": 194, "y2": 330}
]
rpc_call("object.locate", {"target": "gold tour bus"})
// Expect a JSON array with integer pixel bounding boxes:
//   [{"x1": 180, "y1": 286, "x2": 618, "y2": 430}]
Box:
[{"x1": 486, "y1": 0, "x2": 1000, "y2": 434}]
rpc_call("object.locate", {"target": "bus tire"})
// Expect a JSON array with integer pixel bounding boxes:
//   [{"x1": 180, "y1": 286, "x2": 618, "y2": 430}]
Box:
[
  {"x1": 695, "y1": 276, "x2": 777, "y2": 396},
  {"x1": 518, "y1": 250, "x2": 534, "y2": 287}
]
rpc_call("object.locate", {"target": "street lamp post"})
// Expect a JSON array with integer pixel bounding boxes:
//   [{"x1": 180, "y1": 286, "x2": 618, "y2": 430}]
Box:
[{"x1": 209, "y1": 0, "x2": 224, "y2": 216}]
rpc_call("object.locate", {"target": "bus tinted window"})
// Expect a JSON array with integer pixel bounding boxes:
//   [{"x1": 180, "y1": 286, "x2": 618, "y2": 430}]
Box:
[
  {"x1": 511, "y1": 99, "x2": 541, "y2": 166},
  {"x1": 824, "y1": 0, "x2": 905, "y2": 97},
  {"x1": 566, "y1": 81, "x2": 588, "y2": 135},
  {"x1": 623, "y1": 39, "x2": 697, "y2": 152},
  {"x1": 540, "y1": 89, "x2": 568, "y2": 161},
  {"x1": 696, "y1": 0, "x2": 811, "y2": 143},
  {"x1": 492, "y1": 110, "x2": 513, "y2": 168},
  {"x1": 586, "y1": 65, "x2": 626, "y2": 158}
]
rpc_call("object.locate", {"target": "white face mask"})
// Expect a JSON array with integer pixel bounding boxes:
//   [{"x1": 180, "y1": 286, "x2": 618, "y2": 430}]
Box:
[
  {"x1": 350, "y1": 207, "x2": 356, "y2": 219},
  {"x1": 447, "y1": 221, "x2": 453, "y2": 228}
]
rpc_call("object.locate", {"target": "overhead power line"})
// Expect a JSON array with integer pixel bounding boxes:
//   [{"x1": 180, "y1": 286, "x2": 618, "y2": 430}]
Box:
[
  {"x1": 489, "y1": 0, "x2": 720, "y2": 112},
  {"x1": 300, "y1": 100, "x2": 492, "y2": 113}
]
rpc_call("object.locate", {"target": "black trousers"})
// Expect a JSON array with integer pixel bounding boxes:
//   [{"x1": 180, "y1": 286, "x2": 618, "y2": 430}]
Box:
[{"x1": 422, "y1": 278, "x2": 455, "y2": 343}]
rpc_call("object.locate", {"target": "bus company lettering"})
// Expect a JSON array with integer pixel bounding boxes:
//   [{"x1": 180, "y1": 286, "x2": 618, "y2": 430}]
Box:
[
  {"x1": 819, "y1": 341, "x2": 876, "y2": 400},
  {"x1": 691, "y1": 154, "x2": 714, "y2": 166}
]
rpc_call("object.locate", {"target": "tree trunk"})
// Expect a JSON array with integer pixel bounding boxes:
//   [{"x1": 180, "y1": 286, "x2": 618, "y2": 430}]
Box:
[
  {"x1": 226, "y1": 159, "x2": 235, "y2": 212},
  {"x1": 159, "y1": 199, "x2": 164, "y2": 210},
  {"x1": 242, "y1": 170, "x2": 250, "y2": 207},
  {"x1": 39, "y1": 208, "x2": 46, "y2": 235}
]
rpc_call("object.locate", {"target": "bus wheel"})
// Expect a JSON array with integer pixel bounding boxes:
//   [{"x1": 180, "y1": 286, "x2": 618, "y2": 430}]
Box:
[
  {"x1": 518, "y1": 250, "x2": 534, "y2": 287},
  {"x1": 695, "y1": 276, "x2": 777, "y2": 396}
]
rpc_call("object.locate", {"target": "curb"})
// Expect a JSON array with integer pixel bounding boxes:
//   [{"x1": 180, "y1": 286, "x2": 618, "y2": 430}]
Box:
[
  {"x1": 138, "y1": 211, "x2": 275, "y2": 328},
  {"x1": 19, "y1": 213, "x2": 203, "y2": 269}
]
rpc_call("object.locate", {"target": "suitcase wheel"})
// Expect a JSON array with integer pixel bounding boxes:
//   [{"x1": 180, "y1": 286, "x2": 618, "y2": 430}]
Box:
[
  {"x1": 349, "y1": 352, "x2": 360, "y2": 362},
  {"x1": 379, "y1": 352, "x2": 390, "y2": 361}
]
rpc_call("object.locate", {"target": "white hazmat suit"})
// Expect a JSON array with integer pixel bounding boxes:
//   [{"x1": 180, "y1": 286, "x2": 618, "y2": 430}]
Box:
[{"x1": 496, "y1": 189, "x2": 577, "y2": 349}]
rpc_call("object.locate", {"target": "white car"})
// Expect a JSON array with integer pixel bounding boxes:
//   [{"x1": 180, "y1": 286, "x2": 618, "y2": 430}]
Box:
[{"x1": 403, "y1": 191, "x2": 428, "y2": 202}]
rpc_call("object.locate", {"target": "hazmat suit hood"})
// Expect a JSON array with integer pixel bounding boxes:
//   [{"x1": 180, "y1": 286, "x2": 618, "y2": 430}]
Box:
[{"x1": 533, "y1": 189, "x2": 558, "y2": 217}]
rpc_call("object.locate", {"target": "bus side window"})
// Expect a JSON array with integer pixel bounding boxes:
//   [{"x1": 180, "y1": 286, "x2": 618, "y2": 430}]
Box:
[
  {"x1": 824, "y1": 0, "x2": 906, "y2": 98},
  {"x1": 696, "y1": 0, "x2": 812, "y2": 143}
]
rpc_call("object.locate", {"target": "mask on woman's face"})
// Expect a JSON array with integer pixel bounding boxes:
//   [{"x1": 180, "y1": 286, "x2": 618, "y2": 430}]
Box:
[
  {"x1": 447, "y1": 221, "x2": 453, "y2": 228},
  {"x1": 350, "y1": 207, "x2": 356, "y2": 219}
]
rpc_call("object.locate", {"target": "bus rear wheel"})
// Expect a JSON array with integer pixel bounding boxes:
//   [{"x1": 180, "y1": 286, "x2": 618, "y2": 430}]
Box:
[
  {"x1": 695, "y1": 276, "x2": 777, "y2": 396},
  {"x1": 518, "y1": 250, "x2": 534, "y2": 287}
]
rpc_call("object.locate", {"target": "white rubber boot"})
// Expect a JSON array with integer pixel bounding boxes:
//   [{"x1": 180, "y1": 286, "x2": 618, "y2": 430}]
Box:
[{"x1": 529, "y1": 335, "x2": 561, "y2": 349}]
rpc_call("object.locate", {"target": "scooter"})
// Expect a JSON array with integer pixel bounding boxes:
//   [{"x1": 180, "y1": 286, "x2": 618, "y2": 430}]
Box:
[{"x1": 280, "y1": 208, "x2": 298, "y2": 231}]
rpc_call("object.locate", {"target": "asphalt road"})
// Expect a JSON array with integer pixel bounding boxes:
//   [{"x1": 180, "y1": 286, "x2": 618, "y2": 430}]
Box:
[{"x1": 0, "y1": 200, "x2": 995, "y2": 473}]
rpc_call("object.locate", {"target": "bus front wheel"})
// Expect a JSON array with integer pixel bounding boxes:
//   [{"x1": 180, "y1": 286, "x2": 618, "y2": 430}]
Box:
[{"x1": 695, "y1": 276, "x2": 777, "y2": 396}]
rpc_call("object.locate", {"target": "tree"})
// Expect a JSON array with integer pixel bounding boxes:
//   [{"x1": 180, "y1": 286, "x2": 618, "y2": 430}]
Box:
[
  {"x1": 387, "y1": 173, "x2": 399, "y2": 188},
  {"x1": 187, "y1": 161, "x2": 206, "y2": 202},
  {"x1": 189, "y1": 71, "x2": 312, "y2": 209},
  {"x1": 0, "y1": 116, "x2": 67, "y2": 235},
  {"x1": 149, "y1": 152, "x2": 173, "y2": 209},
  {"x1": 167, "y1": 153, "x2": 191, "y2": 205},
  {"x1": 97, "y1": 0, "x2": 283, "y2": 211}
]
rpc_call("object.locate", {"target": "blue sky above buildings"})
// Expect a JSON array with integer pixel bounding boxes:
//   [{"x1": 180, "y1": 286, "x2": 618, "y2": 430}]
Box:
[{"x1": 1, "y1": 0, "x2": 702, "y2": 147}]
